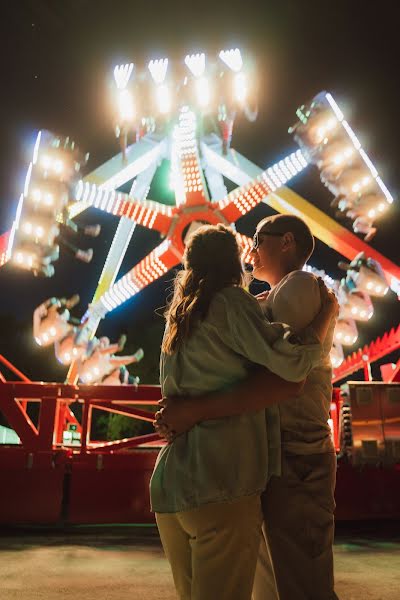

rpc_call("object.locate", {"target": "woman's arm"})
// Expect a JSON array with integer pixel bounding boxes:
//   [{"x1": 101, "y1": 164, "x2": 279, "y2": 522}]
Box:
[
  {"x1": 306, "y1": 279, "x2": 338, "y2": 343},
  {"x1": 154, "y1": 367, "x2": 304, "y2": 440},
  {"x1": 154, "y1": 283, "x2": 337, "y2": 440}
]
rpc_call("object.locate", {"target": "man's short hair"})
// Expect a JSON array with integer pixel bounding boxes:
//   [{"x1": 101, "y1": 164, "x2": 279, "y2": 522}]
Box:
[{"x1": 258, "y1": 214, "x2": 315, "y2": 264}]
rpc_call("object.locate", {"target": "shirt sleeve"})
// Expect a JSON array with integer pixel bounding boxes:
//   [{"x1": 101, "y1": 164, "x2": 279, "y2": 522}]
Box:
[
  {"x1": 270, "y1": 272, "x2": 321, "y2": 332},
  {"x1": 215, "y1": 288, "x2": 321, "y2": 382}
]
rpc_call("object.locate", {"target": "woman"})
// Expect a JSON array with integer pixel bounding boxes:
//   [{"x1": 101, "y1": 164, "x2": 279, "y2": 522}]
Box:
[{"x1": 150, "y1": 224, "x2": 336, "y2": 600}]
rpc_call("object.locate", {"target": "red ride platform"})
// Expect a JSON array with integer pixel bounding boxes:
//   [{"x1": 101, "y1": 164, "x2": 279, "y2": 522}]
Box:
[{"x1": 1, "y1": 380, "x2": 400, "y2": 525}]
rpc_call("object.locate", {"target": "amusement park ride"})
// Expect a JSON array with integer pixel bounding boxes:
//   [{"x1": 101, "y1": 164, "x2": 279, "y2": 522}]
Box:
[{"x1": 0, "y1": 49, "x2": 399, "y2": 525}]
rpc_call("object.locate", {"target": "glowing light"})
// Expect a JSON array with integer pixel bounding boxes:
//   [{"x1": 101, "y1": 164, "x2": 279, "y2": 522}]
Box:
[
  {"x1": 117, "y1": 89, "x2": 134, "y2": 122},
  {"x1": 23, "y1": 163, "x2": 33, "y2": 197},
  {"x1": 219, "y1": 48, "x2": 243, "y2": 72},
  {"x1": 196, "y1": 76, "x2": 211, "y2": 106},
  {"x1": 325, "y1": 93, "x2": 344, "y2": 120},
  {"x1": 296, "y1": 92, "x2": 395, "y2": 210},
  {"x1": 75, "y1": 180, "x2": 83, "y2": 202},
  {"x1": 41, "y1": 155, "x2": 51, "y2": 170},
  {"x1": 148, "y1": 58, "x2": 168, "y2": 84},
  {"x1": 260, "y1": 150, "x2": 307, "y2": 192},
  {"x1": 185, "y1": 53, "x2": 206, "y2": 77},
  {"x1": 54, "y1": 160, "x2": 63, "y2": 174},
  {"x1": 376, "y1": 177, "x2": 393, "y2": 204},
  {"x1": 113, "y1": 63, "x2": 134, "y2": 89},
  {"x1": 325, "y1": 117, "x2": 337, "y2": 131},
  {"x1": 234, "y1": 72, "x2": 247, "y2": 104},
  {"x1": 325, "y1": 94, "x2": 394, "y2": 205},
  {"x1": 156, "y1": 84, "x2": 171, "y2": 114},
  {"x1": 32, "y1": 131, "x2": 42, "y2": 164},
  {"x1": 334, "y1": 318, "x2": 358, "y2": 346},
  {"x1": 23, "y1": 222, "x2": 33, "y2": 234}
]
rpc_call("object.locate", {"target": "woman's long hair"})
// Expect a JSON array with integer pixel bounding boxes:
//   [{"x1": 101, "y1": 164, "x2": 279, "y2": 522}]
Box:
[{"x1": 162, "y1": 224, "x2": 247, "y2": 354}]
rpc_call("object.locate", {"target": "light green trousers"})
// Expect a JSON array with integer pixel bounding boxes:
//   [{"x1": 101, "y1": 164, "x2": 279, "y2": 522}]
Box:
[{"x1": 156, "y1": 494, "x2": 263, "y2": 600}]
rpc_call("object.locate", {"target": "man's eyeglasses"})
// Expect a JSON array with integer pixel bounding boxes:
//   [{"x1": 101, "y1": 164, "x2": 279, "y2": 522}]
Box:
[{"x1": 252, "y1": 230, "x2": 285, "y2": 250}]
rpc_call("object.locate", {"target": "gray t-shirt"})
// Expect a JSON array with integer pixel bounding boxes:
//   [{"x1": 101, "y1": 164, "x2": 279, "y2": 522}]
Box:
[{"x1": 150, "y1": 286, "x2": 322, "y2": 514}]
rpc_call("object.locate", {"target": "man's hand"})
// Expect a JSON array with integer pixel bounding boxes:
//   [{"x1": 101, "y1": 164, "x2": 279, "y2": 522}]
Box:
[{"x1": 153, "y1": 396, "x2": 200, "y2": 442}]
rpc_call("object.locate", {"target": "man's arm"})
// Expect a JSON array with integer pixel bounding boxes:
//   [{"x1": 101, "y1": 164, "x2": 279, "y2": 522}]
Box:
[{"x1": 154, "y1": 368, "x2": 303, "y2": 439}]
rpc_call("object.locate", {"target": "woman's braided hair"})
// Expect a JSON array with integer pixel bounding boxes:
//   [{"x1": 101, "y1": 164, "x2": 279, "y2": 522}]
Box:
[{"x1": 162, "y1": 224, "x2": 247, "y2": 354}]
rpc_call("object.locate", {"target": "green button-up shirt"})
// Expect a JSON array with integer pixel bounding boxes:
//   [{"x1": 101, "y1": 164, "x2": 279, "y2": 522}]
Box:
[{"x1": 150, "y1": 286, "x2": 321, "y2": 514}]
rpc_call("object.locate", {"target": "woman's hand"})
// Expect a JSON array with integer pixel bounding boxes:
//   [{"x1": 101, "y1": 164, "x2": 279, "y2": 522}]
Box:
[
  {"x1": 255, "y1": 290, "x2": 270, "y2": 303},
  {"x1": 153, "y1": 396, "x2": 200, "y2": 442},
  {"x1": 317, "y1": 278, "x2": 339, "y2": 318}
]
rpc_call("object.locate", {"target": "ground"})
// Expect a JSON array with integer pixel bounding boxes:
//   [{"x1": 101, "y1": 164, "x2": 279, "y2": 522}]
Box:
[{"x1": 0, "y1": 525, "x2": 399, "y2": 600}]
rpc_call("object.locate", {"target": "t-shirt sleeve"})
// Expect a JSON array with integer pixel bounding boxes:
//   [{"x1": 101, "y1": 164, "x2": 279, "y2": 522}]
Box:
[
  {"x1": 215, "y1": 288, "x2": 321, "y2": 382},
  {"x1": 270, "y1": 272, "x2": 321, "y2": 332}
]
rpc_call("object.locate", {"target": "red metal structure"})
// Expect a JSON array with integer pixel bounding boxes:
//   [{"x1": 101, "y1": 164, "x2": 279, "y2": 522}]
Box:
[
  {"x1": 2, "y1": 375, "x2": 400, "y2": 523},
  {"x1": 332, "y1": 324, "x2": 400, "y2": 383},
  {"x1": 0, "y1": 379, "x2": 162, "y2": 525}
]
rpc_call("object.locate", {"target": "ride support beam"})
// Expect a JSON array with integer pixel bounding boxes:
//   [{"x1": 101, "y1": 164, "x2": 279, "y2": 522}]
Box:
[{"x1": 91, "y1": 402, "x2": 156, "y2": 423}]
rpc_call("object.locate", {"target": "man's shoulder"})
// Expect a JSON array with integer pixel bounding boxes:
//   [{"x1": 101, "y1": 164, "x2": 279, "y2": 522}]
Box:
[
  {"x1": 274, "y1": 270, "x2": 318, "y2": 296},
  {"x1": 283, "y1": 269, "x2": 318, "y2": 284},
  {"x1": 267, "y1": 269, "x2": 321, "y2": 326}
]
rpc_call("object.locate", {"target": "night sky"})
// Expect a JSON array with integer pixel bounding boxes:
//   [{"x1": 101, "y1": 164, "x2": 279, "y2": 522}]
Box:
[{"x1": 0, "y1": 0, "x2": 399, "y2": 382}]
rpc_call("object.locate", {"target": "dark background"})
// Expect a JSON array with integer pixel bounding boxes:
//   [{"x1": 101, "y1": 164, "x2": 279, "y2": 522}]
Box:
[{"x1": 0, "y1": 0, "x2": 399, "y2": 384}]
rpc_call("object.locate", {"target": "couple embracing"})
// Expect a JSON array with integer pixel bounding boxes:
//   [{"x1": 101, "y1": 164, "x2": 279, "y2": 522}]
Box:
[{"x1": 151, "y1": 214, "x2": 339, "y2": 600}]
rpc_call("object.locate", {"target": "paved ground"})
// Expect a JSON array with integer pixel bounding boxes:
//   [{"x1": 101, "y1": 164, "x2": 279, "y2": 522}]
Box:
[{"x1": 0, "y1": 525, "x2": 399, "y2": 599}]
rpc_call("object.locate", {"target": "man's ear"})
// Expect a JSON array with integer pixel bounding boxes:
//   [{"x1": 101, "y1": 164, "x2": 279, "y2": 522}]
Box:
[{"x1": 282, "y1": 231, "x2": 295, "y2": 250}]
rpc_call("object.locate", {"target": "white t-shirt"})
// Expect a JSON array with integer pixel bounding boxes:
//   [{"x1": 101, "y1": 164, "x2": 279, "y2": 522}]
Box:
[{"x1": 262, "y1": 270, "x2": 336, "y2": 455}]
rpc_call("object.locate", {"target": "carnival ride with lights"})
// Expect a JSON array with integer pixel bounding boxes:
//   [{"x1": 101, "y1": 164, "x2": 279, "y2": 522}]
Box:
[{"x1": 0, "y1": 49, "x2": 399, "y2": 525}]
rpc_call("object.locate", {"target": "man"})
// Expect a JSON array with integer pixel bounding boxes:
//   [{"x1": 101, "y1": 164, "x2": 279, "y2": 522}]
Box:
[{"x1": 155, "y1": 214, "x2": 338, "y2": 600}]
